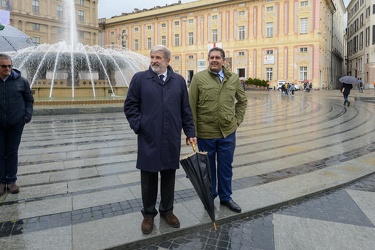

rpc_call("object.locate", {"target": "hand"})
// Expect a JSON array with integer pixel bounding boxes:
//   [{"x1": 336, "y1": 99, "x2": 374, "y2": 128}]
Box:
[{"x1": 186, "y1": 137, "x2": 197, "y2": 145}]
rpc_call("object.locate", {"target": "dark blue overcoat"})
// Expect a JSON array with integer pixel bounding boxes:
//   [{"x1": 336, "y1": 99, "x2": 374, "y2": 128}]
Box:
[{"x1": 124, "y1": 66, "x2": 196, "y2": 172}]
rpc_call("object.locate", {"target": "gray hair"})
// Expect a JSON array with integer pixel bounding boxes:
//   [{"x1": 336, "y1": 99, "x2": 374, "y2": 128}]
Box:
[
  {"x1": 0, "y1": 53, "x2": 12, "y2": 61},
  {"x1": 150, "y1": 45, "x2": 171, "y2": 60}
]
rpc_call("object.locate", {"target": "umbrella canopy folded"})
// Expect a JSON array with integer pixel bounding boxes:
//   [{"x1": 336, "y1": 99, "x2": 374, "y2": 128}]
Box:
[
  {"x1": 180, "y1": 143, "x2": 217, "y2": 232},
  {"x1": 0, "y1": 24, "x2": 36, "y2": 52},
  {"x1": 339, "y1": 76, "x2": 358, "y2": 84}
]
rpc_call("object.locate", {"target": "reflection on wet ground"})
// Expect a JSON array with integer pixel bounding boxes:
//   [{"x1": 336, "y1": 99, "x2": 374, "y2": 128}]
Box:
[{"x1": 0, "y1": 90, "x2": 375, "y2": 249}]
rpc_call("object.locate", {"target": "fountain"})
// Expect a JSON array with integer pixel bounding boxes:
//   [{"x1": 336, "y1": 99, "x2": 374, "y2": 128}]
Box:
[{"x1": 7, "y1": 0, "x2": 149, "y2": 104}]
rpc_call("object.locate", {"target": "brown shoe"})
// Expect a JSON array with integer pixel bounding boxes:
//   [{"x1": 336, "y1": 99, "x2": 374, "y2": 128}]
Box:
[
  {"x1": 0, "y1": 183, "x2": 5, "y2": 196},
  {"x1": 7, "y1": 183, "x2": 19, "y2": 194},
  {"x1": 161, "y1": 213, "x2": 180, "y2": 228},
  {"x1": 141, "y1": 216, "x2": 154, "y2": 234}
]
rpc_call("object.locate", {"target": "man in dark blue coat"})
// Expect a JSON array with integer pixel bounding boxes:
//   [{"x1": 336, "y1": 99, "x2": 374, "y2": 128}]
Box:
[
  {"x1": 124, "y1": 45, "x2": 196, "y2": 234},
  {"x1": 0, "y1": 53, "x2": 34, "y2": 196}
]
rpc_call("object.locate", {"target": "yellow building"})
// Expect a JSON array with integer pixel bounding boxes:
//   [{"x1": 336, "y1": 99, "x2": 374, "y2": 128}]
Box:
[
  {"x1": 99, "y1": 0, "x2": 345, "y2": 90},
  {"x1": 1, "y1": 0, "x2": 98, "y2": 45}
]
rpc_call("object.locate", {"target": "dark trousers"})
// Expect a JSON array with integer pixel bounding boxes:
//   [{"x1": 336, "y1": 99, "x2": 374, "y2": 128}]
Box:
[
  {"x1": 197, "y1": 131, "x2": 236, "y2": 202},
  {"x1": 141, "y1": 169, "x2": 176, "y2": 218},
  {"x1": 0, "y1": 122, "x2": 25, "y2": 184}
]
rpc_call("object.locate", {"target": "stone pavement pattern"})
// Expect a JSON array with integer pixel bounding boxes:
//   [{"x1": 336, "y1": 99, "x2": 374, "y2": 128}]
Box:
[{"x1": 0, "y1": 89, "x2": 374, "y2": 249}]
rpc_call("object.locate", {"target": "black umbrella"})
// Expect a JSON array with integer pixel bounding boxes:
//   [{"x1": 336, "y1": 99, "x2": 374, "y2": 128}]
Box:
[{"x1": 180, "y1": 142, "x2": 217, "y2": 232}]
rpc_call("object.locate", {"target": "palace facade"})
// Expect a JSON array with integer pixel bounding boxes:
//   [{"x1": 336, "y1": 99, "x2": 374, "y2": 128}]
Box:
[
  {"x1": 346, "y1": 0, "x2": 375, "y2": 89},
  {"x1": 0, "y1": 0, "x2": 98, "y2": 45},
  {"x1": 99, "y1": 0, "x2": 346, "y2": 89}
]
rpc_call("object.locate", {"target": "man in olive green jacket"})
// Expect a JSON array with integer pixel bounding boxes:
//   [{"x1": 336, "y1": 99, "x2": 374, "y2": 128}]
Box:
[{"x1": 189, "y1": 47, "x2": 247, "y2": 213}]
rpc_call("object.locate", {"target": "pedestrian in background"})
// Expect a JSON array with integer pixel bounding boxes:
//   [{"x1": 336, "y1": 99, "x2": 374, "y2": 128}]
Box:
[
  {"x1": 124, "y1": 45, "x2": 196, "y2": 234},
  {"x1": 341, "y1": 82, "x2": 353, "y2": 106},
  {"x1": 0, "y1": 53, "x2": 34, "y2": 196},
  {"x1": 188, "y1": 47, "x2": 247, "y2": 213}
]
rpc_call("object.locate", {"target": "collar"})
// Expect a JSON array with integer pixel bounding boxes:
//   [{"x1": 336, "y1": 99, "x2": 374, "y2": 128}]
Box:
[{"x1": 158, "y1": 70, "x2": 167, "y2": 79}]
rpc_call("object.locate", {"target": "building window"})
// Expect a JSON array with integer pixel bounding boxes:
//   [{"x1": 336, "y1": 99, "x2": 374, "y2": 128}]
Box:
[
  {"x1": 0, "y1": 1, "x2": 7, "y2": 8},
  {"x1": 373, "y1": 25, "x2": 375, "y2": 45},
  {"x1": 161, "y1": 23, "x2": 166, "y2": 28},
  {"x1": 239, "y1": 26, "x2": 245, "y2": 40},
  {"x1": 32, "y1": 37, "x2": 40, "y2": 44},
  {"x1": 32, "y1": 0, "x2": 39, "y2": 13},
  {"x1": 266, "y1": 6, "x2": 273, "y2": 12},
  {"x1": 266, "y1": 68, "x2": 273, "y2": 81},
  {"x1": 239, "y1": 51, "x2": 245, "y2": 56},
  {"x1": 79, "y1": 31, "x2": 84, "y2": 38},
  {"x1": 189, "y1": 55, "x2": 194, "y2": 59},
  {"x1": 78, "y1": 10, "x2": 84, "y2": 22},
  {"x1": 266, "y1": 49, "x2": 273, "y2": 54},
  {"x1": 301, "y1": 1, "x2": 308, "y2": 6},
  {"x1": 110, "y1": 31, "x2": 114, "y2": 36},
  {"x1": 212, "y1": 29, "x2": 218, "y2": 42},
  {"x1": 188, "y1": 32, "x2": 194, "y2": 45},
  {"x1": 147, "y1": 38, "x2": 152, "y2": 49},
  {"x1": 174, "y1": 21, "x2": 179, "y2": 26},
  {"x1": 266, "y1": 22, "x2": 273, "y2": 37},
  {"x1": 238, "y1": 11, "x2": 245, "y2": 16},
  {"x1": 57, "y1": 5, "x2": 63, "y2": 19},
  {"x1": 78, "y1": 0, "x2": 84, "y2": 5},
  {"x1": 147, "y1": 26, "x2": 151, "y2": 30},
  {"x1": 366, "y1": 27, "x2": 370, "y2": 46},
  {"x1": 359, "y1": 32, "x2": 363, "y2": 50},
  {"x1": 300, "y1": 66, "x2": 307, "y2": 80},
  {"x1": 175, "y1": 56, "x2": 179, "y2": 60},
  {"x1": 134, "y1": 27, "x2": 138, "y2": 32},
  {"x1": 134, "y1": 39, "x2": 139, "y2": 51},
  {"x1": 300, "y1": 18, "x2": 308, "y2": 34},
  {"x1": 188, "y1": 19, "x2": 194, "y2": 23},
  {"x1": 212, "y1": 15, "x2": 217, "y2": 20},
  {"x1": 300, "y1": 47, "x2": 308, "y2": 52},
  {"x1": 174, "y1": 34, "x2": 180, "y2": 46},
  {"x1": 161, "y1": 36, "x2": 166, "y2": 46},
  {"x1": 32, "y1": 23, "x2": 40, "y2": 31}
]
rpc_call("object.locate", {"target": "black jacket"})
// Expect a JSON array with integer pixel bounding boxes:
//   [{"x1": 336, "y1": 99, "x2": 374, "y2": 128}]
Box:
[
  {"x1": 341, "y1": 83, "x2": 353, "y2": 96},
  {"x1": 0, "y1": 69, "x2": 34, "y2": 127}
]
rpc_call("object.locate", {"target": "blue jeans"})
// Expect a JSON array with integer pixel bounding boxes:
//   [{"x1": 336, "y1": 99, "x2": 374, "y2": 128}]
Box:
[
  {"x1": 343, "y1": 94, "x2": 349, "y2": 104},
  {"x1": 197, "y1": 131, "x2": 236, "y2": 202},
  {"x1": 0, "y1": 122, "x2": 25, "y2": 184}
]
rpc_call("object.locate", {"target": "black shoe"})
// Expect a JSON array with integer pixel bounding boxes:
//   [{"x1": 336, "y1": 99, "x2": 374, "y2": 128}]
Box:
[
  {"x1": 220, "y1": 199, "x2": 241, "y2": 213},
  {"x1": 348, "y1": 102, "x2": 350, "y2": 107}
]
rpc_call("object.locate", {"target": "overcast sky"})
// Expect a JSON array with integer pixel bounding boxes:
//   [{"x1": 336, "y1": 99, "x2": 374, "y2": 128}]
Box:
[
  {"x1": 98, "y1": 0, "x2": 196, "y2": 19},
  {"x1": 98, "y1": 0, "x2": 352, "y2": 20}
]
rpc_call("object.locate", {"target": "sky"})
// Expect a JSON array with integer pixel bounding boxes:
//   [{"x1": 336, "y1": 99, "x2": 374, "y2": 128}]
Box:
[
  {"x1": 98, "y1": 0, "x2": 352, "y2": 21},
  {"x1": 98, "y1": 0, "x2": 196, "y2": 19}
]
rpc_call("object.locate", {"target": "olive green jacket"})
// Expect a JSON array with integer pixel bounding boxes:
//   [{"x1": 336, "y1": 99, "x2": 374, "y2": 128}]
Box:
[{"x1": 189, "y1": 67, "x2": 247, "y2": 139}]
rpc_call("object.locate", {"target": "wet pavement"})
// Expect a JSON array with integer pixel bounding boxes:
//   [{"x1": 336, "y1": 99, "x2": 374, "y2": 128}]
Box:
[{"x1": 0, "y1": 89, "x2": 375, "y2": 249}]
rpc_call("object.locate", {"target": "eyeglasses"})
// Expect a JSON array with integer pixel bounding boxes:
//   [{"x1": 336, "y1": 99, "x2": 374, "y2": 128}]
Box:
[{"x1": 0, "y1": 65, "x2": 12, "y2": 69}]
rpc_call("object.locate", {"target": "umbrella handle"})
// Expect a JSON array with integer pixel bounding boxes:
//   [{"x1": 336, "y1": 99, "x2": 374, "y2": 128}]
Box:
[
  {"x1": 186, "y1": 137, "x2": 197, "y2": 153},
  {"x1": 191, "y1": 142, "x2": 197, "y2": 153}
]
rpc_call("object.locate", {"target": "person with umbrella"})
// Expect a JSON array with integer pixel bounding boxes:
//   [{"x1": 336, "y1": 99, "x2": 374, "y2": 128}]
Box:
[
  {"x1": 0, "y1": 53, "x2": 34, "y2": 196},
  {"x1": 339, "y1": 76, "x2": 357, "y2": 106},
  {"x1": 124, "y1": 45, "x2": 196, "y2": 234},
  {"x1": 341, "y1": 82, "x2": 353, "y2": 106},
  {"x1": 188, "y1": 47, "x2": 247, "y2": 213}
]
